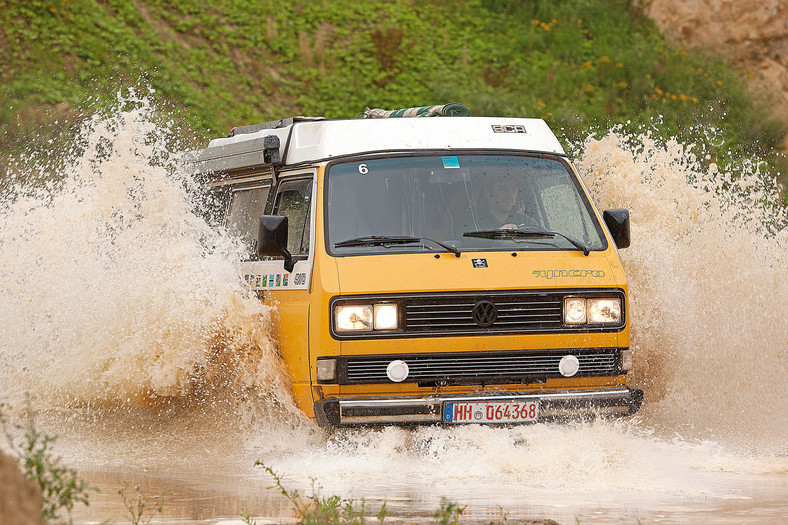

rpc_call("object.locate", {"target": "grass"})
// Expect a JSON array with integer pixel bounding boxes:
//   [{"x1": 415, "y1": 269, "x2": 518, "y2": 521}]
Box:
[
  {"x1": 0, "y1": 0, "x2": 785, "y2": 199},
  {"x1": 432, "y1": 498, "x2": 466, "y2": 525}
]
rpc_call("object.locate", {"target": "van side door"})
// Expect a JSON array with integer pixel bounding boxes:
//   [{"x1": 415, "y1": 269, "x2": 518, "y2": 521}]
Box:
[{"x1": 243, "y1": 171, "x2": 316, "y2": 409}]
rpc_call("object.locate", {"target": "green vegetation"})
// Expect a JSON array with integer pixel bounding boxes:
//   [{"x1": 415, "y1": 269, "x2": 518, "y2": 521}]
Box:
[
  {"x1": 0, "y1": 397, "x2": 92, "y2": 523},
  {"x1": 1, "y1": 0, "x2": 785, "y2": 194},
  {"x1": 255, "y1": 461, "x2": 389, "y2": 525},
  {"x1": 254, "y1": 464, "x2": 563, "y2": 525},
  {"x1": 118, "y1": 483, "x2": 168, "y2": 525},
  {"x1": 433, "y1": 498, "x2": 466, "y2": 525}
]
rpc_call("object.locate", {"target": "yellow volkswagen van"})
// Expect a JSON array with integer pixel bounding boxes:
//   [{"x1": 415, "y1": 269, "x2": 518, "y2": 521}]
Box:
[{"x1": 192, "y1": 105, "x2": 642, "y2": 427}]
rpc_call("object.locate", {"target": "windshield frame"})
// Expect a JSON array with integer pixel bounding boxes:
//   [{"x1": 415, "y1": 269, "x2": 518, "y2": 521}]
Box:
[{"x1": 323, "y1": 150, "x2": 608, "y2": 257}]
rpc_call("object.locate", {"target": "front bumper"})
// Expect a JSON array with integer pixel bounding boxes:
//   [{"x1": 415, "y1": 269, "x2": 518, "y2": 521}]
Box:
[{"x1": 313, "y1": 386, "x2": 643, "y2": 427}]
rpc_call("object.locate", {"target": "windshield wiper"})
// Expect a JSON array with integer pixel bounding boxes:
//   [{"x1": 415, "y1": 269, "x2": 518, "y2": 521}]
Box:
[
  {"x1": 334, "y1": 235, "x2": 461, "y2": 257},
  {"x1": 463, "y1": 227, "x2": 590, "y2": 256}
]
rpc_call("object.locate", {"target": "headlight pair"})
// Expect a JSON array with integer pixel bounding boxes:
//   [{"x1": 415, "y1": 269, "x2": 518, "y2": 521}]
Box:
[
  {"x1": 564, "y1": 297, "x2": 621, "y2": 325},
  {"x1": 334, "y1": 303, "x2": 399, "y2": 332}
]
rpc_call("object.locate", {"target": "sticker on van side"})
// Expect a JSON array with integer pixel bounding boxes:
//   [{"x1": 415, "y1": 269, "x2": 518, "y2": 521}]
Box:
[{"x1": 241, "y1": 261, "x2": 311, "y2": 290}]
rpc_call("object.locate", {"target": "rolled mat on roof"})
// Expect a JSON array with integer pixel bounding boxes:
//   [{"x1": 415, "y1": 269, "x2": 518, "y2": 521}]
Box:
[{"x1": 362, "y1": 102, "x2": 470, "y2": 118}]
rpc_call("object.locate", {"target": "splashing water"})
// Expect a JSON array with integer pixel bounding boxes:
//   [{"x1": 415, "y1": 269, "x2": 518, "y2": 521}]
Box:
[
  {"x1": 240, "y1": 129, "x2": 788, "y2": 511},
  {"x1": 574, "y1": 131, "x2": 788, "y2": 454},
  {"x1": 0, "y1": 102, "x2": 786, "y2": 524},
  {"x1": 0, "y1": 95, "x2": 294, "y2": 412},
  {"x1": 258, "y1": 129, "x2": 788, "y2": 498}
]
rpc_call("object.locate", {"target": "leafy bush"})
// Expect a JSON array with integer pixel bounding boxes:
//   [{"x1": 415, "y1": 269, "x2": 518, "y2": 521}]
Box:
[{"x1": 0, "y1": 397, "x2": 92, "y2": 523}]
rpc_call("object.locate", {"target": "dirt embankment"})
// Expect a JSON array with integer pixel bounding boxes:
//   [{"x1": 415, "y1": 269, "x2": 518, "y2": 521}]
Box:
[
  {"x1": 646, "y1": 0, "x2": 788, "y2": 145},
  {"x1": 647, "y1": 0, "x2": 788, "y2": 148},
  {"x1": 0, "y1": 450, "x2": 44, "y2": 525}
]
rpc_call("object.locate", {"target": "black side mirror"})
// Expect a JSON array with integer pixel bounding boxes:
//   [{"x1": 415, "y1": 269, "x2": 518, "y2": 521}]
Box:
[
  {"x1": 602, "y1": 209, "x2": 630, "y2": 249},
  {"x1": 258, "y1": 215, "x2": 295, "y2": 272}
]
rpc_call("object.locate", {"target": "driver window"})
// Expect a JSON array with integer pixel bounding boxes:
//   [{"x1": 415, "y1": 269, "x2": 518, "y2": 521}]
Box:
[
  {"x1": 272, "y1": 178, "x2": 312, "y2": 257},
  {"x1": 225, "y1": 184, "x2": 271, "y2": 258}
]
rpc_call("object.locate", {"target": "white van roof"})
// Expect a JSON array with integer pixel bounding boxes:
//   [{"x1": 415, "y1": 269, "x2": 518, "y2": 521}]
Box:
[{"x1": 192, "y1": 117, "x2": 566, "y2": 175}]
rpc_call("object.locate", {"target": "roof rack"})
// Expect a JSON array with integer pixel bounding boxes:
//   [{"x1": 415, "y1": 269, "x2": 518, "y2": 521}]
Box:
[{"x1": 229, "y1": 116, "x2": 327, "y2": 137}]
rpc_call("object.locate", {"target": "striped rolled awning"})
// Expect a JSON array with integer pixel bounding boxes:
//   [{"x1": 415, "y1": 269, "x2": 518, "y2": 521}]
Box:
[{"x1": 362, "y1": 102, "x2": 470, "y2": 118}]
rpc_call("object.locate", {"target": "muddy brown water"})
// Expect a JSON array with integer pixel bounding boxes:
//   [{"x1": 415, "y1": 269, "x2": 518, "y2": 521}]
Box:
[
  {"x1": 23, "y1": 402, "x2": 785, "y2": 525},
  {"x1": 1, "y1": 99, "x2": 786, "y2": 524},
  {"x1": 45, "y1": 405, "x2": 788, "y2": 524}
]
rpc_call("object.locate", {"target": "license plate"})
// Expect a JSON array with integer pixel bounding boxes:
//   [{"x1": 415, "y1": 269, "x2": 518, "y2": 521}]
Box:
[{"x1": 442, "y1": 401, "x2": 539, "y2": 424}]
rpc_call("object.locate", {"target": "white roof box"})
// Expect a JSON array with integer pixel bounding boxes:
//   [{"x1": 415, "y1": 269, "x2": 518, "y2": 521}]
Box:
[{"x1": 191, "y1": 116, "x2": 566, "y2": 175}]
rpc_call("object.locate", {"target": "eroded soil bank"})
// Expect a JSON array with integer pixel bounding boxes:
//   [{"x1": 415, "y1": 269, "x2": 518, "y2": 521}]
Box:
[
  {"x1": 647, "y1": 0, "x2": 788, "y2": 148},
  {"x1": 0, "y1": 450, "x2": 44, "y2": 525}
]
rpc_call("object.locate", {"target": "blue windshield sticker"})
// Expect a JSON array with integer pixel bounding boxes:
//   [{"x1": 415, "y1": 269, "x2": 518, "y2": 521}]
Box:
[{"x1": 441, "y1": 156, "x2": 460, "y2": 169}]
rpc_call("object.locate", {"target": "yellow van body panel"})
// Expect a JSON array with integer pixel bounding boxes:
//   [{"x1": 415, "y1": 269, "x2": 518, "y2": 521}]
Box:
[
  {"x1": 277, "y1": 247, "x2": 633, "y2": 419},
  {"x1": 265, "y1": 288, "x2": 313, "y2": 416}
]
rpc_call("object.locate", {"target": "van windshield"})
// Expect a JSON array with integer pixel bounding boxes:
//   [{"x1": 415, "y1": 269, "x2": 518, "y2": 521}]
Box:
[{"x1": 326, "y1": 154, "x2": 607, "y2": 255}]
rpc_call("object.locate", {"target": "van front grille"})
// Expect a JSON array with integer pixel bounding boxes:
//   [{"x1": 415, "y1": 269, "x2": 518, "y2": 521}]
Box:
[
  {"x1": 339, "y1": 349, "x2": 620, "y2": 385},
  {"x1": 330, "y1": 289, "x2": 626, "y2": 339},
  {"x1": 404, "y1": 293, "x2": 563, "y2": 333}
]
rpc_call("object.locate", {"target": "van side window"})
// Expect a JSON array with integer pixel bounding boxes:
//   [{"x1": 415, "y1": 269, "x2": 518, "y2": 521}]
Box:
[
  {"x1": 201, "y1": 186, "x2": 230, "y2": 229},
  {"x1": 226, "y1": 185, "x2": 271, "y2": 257},
  {"x1": 273, "y1": 178, "x2": 312, "y2": 257}
]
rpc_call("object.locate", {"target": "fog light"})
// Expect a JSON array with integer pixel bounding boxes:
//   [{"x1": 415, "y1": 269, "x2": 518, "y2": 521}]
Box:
[
  {"x1": 558, "y1": 355, "x2": 580, "y2": 377},
  {"x1": 386, "y1": 360, "x2": 409, "y2": 382},
  {"x1": 620, "y1": 349, "x2": 633, "y2": 371},
  {"x1": 316, "y1": 359, "x2": 337, "y2": 381}
]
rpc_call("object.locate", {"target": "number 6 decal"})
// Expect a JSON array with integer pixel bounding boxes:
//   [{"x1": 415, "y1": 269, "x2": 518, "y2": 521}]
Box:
[{"x1": 358, "y1": 163, "x2": 368, "y2": 174}]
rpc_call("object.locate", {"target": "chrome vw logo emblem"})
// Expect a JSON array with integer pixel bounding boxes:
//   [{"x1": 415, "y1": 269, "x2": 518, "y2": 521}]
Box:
[{"x1": 472, "y1": 300, "x2": 497, "y2": 327}]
